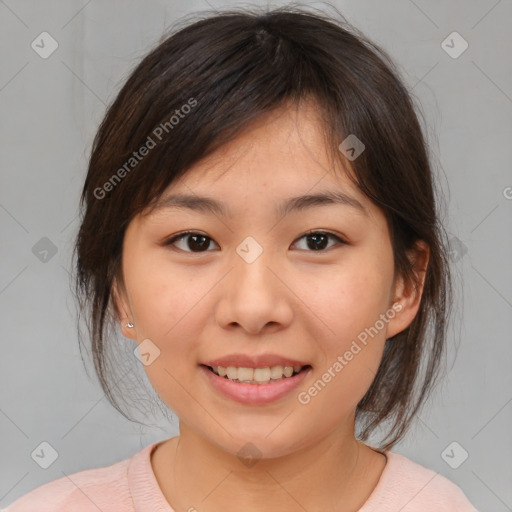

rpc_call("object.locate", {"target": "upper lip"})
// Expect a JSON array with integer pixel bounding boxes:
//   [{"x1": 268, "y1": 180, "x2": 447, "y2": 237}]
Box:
[{"x1": 201, "y1": 354, "x2": 311, "y2": 369}]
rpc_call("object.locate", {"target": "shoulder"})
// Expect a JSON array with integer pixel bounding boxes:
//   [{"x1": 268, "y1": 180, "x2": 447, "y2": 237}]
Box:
[
  {"x1": 367, "y1": 450, "x2": 479, "y2": 512},
  {"x1": 2, "y1": 447, "x2": 139, "y2": 512}
]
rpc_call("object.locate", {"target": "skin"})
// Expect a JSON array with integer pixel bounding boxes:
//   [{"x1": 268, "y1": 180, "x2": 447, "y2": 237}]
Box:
[{"x1": 113, "y1": 99, "x2": 429, "y2": 512}]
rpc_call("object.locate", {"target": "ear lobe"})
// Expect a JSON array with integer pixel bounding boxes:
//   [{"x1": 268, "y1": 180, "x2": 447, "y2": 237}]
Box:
[
  {"x1": 386, "y1": 240, "x2": 430, "y2": 339},
  {"x1": 112, "y1": 278, "x2": 134, "y2": 332},
  {"x1": 403, "y1": 240, "x2": 429, "y2": 299}
]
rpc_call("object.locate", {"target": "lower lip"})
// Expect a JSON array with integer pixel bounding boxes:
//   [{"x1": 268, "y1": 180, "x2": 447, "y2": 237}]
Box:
[{"x1": 200, "y1": 365, "x2": 312, "y2": 405}]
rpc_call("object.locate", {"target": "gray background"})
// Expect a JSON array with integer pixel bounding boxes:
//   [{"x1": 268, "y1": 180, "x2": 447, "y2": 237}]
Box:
[{"x1": 1, "y1": 0, "x2": 511, "y2": 510}]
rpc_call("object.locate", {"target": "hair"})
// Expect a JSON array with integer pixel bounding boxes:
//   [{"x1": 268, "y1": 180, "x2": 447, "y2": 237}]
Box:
[{"x1": 71, "y1": 2, "x2": 454, "y2": 451}]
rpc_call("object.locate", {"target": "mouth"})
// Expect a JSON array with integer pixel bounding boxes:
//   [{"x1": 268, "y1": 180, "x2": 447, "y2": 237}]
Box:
[
  {"x1": 201, "y1": 364, "x2": 312, "y2": 385},
  {"x1": 199, "y1": 362, "x2": 313, "y2": 404}
]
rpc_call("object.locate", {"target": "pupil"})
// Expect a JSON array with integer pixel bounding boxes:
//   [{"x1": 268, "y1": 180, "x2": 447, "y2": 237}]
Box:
[
  {"x1": 188, "y1": 234, "x2": 209, "y2": 251},
  {"x1": 308, "y1": 233, "x2": 327, "y2": 250},
  {"x1": 187, "y1": 234, "x2": 328, "y2": 252}
]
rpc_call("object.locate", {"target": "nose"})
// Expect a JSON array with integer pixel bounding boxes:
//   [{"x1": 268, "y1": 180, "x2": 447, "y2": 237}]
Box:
[{"x1": 214, "y1": 244, "x2": 294, "y2": 335}]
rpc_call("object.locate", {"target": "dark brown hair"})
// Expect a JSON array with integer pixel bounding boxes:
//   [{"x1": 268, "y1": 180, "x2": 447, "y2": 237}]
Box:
[{"x1": 72, "y1": 3, "x2": 453, "y2": 450}]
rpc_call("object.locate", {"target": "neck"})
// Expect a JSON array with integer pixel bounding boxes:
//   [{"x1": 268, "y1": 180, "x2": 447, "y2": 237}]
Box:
[{"x1": 151, "y1": 423, "x2": 384, "y2": 512}]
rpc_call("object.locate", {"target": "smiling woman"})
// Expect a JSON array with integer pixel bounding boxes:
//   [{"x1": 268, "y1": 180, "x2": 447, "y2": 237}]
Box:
[{"x1": 4, "y1": 4, "x2": 478, "y2": 512}]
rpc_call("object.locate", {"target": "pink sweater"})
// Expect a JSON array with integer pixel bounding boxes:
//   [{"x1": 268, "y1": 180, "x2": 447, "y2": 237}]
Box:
[{"x1": 3, "y1": 442, "x2": 479, "y2": 511}]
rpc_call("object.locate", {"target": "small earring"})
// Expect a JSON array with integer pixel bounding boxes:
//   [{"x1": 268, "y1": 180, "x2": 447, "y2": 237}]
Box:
[{"x1": 125, "y1": 322, "x2": 134, "y2": 328}]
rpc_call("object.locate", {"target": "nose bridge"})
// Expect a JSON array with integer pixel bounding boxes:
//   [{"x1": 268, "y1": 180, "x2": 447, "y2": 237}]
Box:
[
  {"x1": 236, "y1": 234, "x2": 267, "y2": 266},
  {"x1": 214, "y1": 233, "x2": 293, "y2": 334},
  {"x1": 233, "y1": 234, "x2": 276, "y2": 291}
]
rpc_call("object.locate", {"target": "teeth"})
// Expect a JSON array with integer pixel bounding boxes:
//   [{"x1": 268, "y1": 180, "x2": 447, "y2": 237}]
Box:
[
  {"x1": 226, "y1": 367, "x2": 238, "y2": 380},
  {"x1": 270, "y1": 366, "x2": 283, "y2": 379},
  {"x1": 211, "y1": 365, "x2": 304, "y2": 384},
  {"x1": 238, "y1": 367, "x2": 254, "y2": 382}
]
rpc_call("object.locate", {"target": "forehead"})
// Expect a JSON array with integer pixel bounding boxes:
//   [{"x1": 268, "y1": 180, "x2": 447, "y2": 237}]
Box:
[
  {"x1": 146, "y1": 100, "x2": 373, "y2": 219},
  {"x1": 187, "y1": 98, "x2": 338, "y2": 181}
]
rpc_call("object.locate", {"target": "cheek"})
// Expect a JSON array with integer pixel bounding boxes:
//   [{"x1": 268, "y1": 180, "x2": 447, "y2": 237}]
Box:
[
  {"x1": 127, "y1": 251, "x2": 209, "y2": 338},
  {"x1": 292, "y1": 255, "x2": 392, "y2": 399},
  {"x1": 126, "y1": 258, "x2": 209, "y2": 409},
  {"x1": 294, "y1": 255, "x2": 393, "y2": 340}
]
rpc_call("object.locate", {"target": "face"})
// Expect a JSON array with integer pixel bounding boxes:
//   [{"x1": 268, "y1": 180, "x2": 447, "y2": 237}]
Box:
[{"x1": 114, "y1": 100, "x2": 425, "y2": 460}]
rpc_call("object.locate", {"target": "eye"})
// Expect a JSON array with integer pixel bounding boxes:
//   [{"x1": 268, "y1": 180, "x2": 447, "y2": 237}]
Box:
[
  {"x1": 162, "y1": 230, "x2": 346, "y2": 253},
  {"x1": 163, "y1": 231, "x2": 219, "y2": 253},
  {"x1": 292, "y1": 230, "x2": 346, "y2": 252}
]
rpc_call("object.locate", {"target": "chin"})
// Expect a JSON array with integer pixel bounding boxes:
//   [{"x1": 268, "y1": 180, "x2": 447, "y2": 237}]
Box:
[{"x1": 213, "y1": 428, "x2": 307, "y2": 462}]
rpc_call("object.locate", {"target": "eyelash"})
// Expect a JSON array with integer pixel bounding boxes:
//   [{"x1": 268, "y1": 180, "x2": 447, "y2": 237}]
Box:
[{"x1": 162, "y1": 230, "x2": 347, "y2": 253}]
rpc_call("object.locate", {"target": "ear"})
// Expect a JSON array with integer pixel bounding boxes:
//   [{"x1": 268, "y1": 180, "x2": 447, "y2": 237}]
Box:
[
  {"x1": 112, "y1": 277, "x2": 137, "y2": 340},
  {"x1": 385, "y1": 240, "x2": 430, "y2": 340}
]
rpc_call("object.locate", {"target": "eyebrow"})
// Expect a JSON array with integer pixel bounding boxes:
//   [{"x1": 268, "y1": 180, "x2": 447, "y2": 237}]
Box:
[{"x1": 149, "y1": 190, "x2": 368, "y2": 218}]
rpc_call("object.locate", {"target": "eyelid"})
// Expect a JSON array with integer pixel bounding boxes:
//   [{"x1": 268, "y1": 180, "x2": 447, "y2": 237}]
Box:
[
  {"x1": 294, "y1": 230, "x2": 347, "y2": 250},
  {"x1": 301, "y1": 229, "x2": 347, "y2": 243},
  {"x1": 162, "y1": 229, "x2": 348, "y2": 253},
  {"x1": 162, "y1": 230, "x2": 219, "y2": 252}
]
